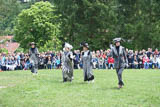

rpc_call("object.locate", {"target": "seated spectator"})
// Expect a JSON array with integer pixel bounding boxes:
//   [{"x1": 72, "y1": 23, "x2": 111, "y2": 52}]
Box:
[
  {"x1": 24, "y1": 55, "x2": 30, "y2": 70},
  {"x1": 149, "y1": 54, "x2": 153, "y2": 69},
  {"x1": 133, "y1": 55, "x2": 138, "y2": 69},
  {"x1": 143, "y1": 54, "x2": 150, "y2": 69},
  {"x1": 6, "y1": 57, "x2": 16, "y2": 71},
  {"x1": 153, "y1": 55, "x2": 158, "y2": 68},
  {"x1": 108, "y1": 57, "x2": 114, "y2": 69},
  {"x1": 154, "y1": 48, "x2": 159, "y2": 55},
  {"x1": 98, "y1": 56, "x2": 104, "y2": 69},
  {"x1": 92, "y1": 54, "x2": 98, "y2": 69},
  {"x1": 157, "y1": 56, "x2": 160, "y2": 69}
]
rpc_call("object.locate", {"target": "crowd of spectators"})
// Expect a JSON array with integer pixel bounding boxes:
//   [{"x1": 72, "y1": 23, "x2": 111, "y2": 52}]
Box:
[{"x1": 0, "y1": 48, "x2": 160, "y2": 71}]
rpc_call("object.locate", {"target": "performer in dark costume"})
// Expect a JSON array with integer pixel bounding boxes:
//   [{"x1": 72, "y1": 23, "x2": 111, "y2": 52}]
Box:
[
  {"x1": 29, "y1": 42, "x2": 39, "y2": 75},
  {"x1": 80, "y1": 42, "x2": 94, "y2": 83},
  {"x1": 108, "y1": 38, "x2": 128, "y2": 88}
]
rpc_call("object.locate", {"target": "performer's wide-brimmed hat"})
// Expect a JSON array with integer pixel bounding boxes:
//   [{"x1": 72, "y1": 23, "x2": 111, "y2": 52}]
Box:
[
  {"x1": 113, "y1": 38, "x2": 122, "y2": 43},
  {"x1": 30, "y1": 42, "x2": 36, "y2": 45},
  {"x1": 64, "y1": 42, "x2": 73, "y2": 50},
  {"x1": 80, "y1": 42, "x2": 89, "y2": 48}
]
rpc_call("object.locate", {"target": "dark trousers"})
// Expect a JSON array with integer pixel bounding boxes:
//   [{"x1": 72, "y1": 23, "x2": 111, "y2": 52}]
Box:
[
  {"x1": 31, "y1": 64, "x2": 38, "y2": 74},
  {"x1": 116, "y1": 68, "x2": 124, "y2": 85}
]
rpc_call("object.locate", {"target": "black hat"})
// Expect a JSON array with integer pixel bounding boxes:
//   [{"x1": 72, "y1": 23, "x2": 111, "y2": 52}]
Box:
[
  {"x1": 113, "y1": 38, "x2": 122, "y2": 43},
  {"x1": 80, "y1": 42, "x2": 89, "y2": 48}
]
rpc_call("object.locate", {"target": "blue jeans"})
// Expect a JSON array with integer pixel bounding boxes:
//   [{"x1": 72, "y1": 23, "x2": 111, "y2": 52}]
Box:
[
  {"x1": 99, "y1": 65, "x2": 103, "y2": 69},
  {"x1": 153, "y1": 63, "x2": 158, "y2": 68},
  {"x1": 47, "y1": 64, "x2": 52, "y2": 69},
  {"x1": 149, "y1": 63, "x2": 153, "y2": 69},
  {"x1": 108, "y1": 63, "x2": 114, "y2": 69},
  {"x1": 24, "y1": 63, "x2": 30, "y2": 70},
  {"x1": 144, "y1": 62, "x2": 149, "y2": 69},
  {"x1": 158, "y1": 63, "x2": 160, "y2": 69}
]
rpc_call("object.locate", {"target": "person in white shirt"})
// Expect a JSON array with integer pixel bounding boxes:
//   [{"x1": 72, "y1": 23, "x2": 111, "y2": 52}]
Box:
[{"x1": 156, "y1": 56, "x2": 160, "y2": 69}]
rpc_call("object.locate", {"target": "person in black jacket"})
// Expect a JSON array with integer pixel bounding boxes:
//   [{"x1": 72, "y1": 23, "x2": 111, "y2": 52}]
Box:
[{"x1": 29, "y1": 42, "x2": 39, "y2": 75}]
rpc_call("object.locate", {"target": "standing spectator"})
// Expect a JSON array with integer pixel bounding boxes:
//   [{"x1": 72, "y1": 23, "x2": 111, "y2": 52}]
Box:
[
  {"x1": 73, "y1": 50, "x2": 80, "y2": 69},
  {"x1": 138, "y1": 56, "x2": 143, "y2": 69},
  {"x1": 15, "y1": 54, "x2": 21, "y2": 70},
  {"x1": 47, "y1": 56, "x2": 52, "y2": 69},
  {"x1": 147, "y1": 48, "x2": 152, "y2": 58},
  {"x1": 1, "y1": 54, "x2": 6, "y2": 71},
  {"x1": 98, "y1": 56, "x2": 104, "y2": 69},
  {"x1": 39, "y1": 54, "x2": 45, "y2": 69},
  {"x1": 128, "y1": 55, "x2": 134, "y2": 69}
]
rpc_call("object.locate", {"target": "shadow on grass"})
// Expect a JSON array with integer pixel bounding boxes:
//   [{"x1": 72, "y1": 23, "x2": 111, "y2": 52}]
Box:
[
  {"x1": 110, "y1": 87, "x2": 120, "y2": 90},
  {"x1": 98, "y1": 86, "x2": 121, "y2": 91}
]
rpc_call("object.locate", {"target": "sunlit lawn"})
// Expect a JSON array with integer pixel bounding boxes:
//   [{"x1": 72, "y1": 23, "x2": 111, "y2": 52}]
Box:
[{"x1": 0, "y1": 69, "x2": 160, "y2": 107}]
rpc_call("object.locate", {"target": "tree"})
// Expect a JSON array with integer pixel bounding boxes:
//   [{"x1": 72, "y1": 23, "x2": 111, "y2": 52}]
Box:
[
  {"x1": 53, "y1": 0, "x2": 160, "y2": 50},
  {"x1": 53, "y1": 0, "x2": 118, "y2": 50},
  {"x1": 14, "y1": 1, "x2": 61, "y2": 51},
  {"x1": 0, "y1": 0, "x2": 21, "y2": 35}
]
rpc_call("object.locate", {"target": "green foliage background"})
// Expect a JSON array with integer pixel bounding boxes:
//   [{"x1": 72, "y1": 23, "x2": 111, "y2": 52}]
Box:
[{"x1": 1, "y1": 0, "x2": 160, "y2": 51}]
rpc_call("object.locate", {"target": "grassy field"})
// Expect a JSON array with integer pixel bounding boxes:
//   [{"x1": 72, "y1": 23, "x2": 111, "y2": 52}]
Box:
[{"x1": 0, "y1": 69, "x2": 160, "y2": 107}]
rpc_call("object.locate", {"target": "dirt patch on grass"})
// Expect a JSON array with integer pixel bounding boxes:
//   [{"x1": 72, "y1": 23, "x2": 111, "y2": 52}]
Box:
[
  {"x1": 0, "y1": 86, "x2": 7, "y2": 89},
  {"x1": 0, "y1": 84, "x2": 15, "y2": 89}
]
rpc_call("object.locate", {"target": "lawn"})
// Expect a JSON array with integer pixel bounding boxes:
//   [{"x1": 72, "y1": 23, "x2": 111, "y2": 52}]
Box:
[{"x1": 0, "y1": 69, "x2": 160, "y2": 107}]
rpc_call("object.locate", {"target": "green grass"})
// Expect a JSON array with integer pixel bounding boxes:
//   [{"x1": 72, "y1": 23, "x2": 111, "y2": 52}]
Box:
[{"x1": 0, "y1": 69, "x2": 160, "y2": 107}]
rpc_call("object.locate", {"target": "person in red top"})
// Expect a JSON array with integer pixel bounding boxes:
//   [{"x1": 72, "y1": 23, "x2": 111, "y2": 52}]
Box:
[
  {"x1": 154, "y1": 49, "x2": 159, "y2": 55},
  {"x1": 143, "y1": 54, "x2": 150, "y2": 69},
  {"x1": 108, "y1": 57, "x2": 114, "y2": 69}
]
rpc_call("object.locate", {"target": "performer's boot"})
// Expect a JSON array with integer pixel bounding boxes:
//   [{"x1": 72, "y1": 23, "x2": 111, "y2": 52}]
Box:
[
  {"x1": 88, "y1": 75, "x2": 94, "y2": 83},
  {"x1": 84, "y1": 75, "x2": 88, "y2": 82},
  {"x1": 118, "y1": 82, "x2": 124, "y2": 88},
  {"x1": 63, "y1": 78, "x2": 67, "y2": 82},
  {"x1": 88, "y1": 75, "x2": 94, "y2": 81},
  {"x1": 118, "y1": 85, "x2": 122, "y2": 88}
]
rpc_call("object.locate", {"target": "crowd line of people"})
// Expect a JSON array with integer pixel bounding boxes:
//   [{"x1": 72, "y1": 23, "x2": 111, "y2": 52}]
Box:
[{"x1": 0, "y1": 48, "x2": 160, "y2": 71}]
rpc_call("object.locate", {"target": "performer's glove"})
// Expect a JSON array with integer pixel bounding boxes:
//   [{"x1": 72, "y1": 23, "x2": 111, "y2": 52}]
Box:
[
  {"x1": 125, "y1": 63, "x2": 129, "y2": 68},
  {"x1": 109, "y1": 44, "x2": 113, "y2": 49}
]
